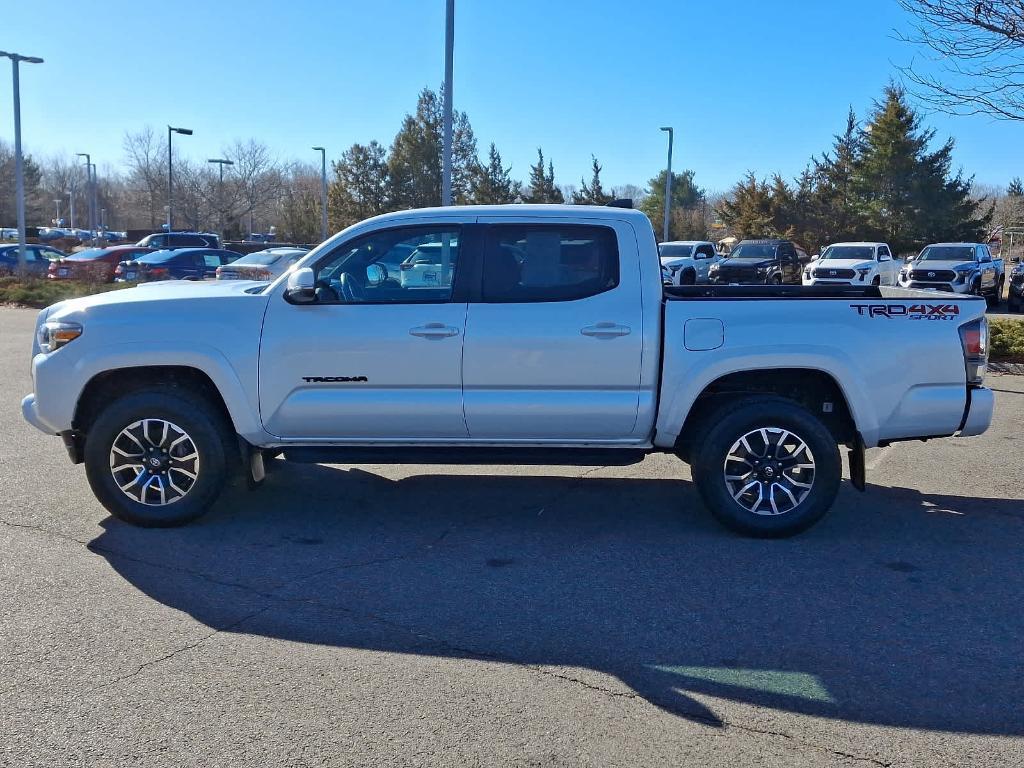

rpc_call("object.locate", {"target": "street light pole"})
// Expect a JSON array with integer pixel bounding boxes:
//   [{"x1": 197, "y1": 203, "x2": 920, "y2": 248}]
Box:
[
  {"x1": 441, "y1": 0, "x2": 454, "y2": 206},
  {"x1": 89, "y1": 162, "x2": 97, "y2": 231},
  {"x1": 207, "y1": 158, "x2": 233, "y2": 237},
  {"x1": 53, "y1": 199, "x2": 61, "y2": 225},
  {"x1": 660, "y1": 127, "x2": 673, "y2": 243},
  {"x1": 2, "y1": 50, "x2": 44, "y2": 276},
  {"x1": 67, "y1": 185, "x2": 75, "y2": 229},
  {"x1": 76, "y1": 153, "x2": 91, "y2": 231},
  {"x1": 312, "y1": 147, "x2": 328, "y2": 242},
  {"x1": 167, "y1": 126, "x2": 193, "y2": 233}
]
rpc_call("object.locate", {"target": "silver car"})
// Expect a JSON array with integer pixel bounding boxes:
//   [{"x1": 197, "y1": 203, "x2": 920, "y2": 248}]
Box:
[{"x1": 216, "y1": 247, "x2": 309, "y2": 281}]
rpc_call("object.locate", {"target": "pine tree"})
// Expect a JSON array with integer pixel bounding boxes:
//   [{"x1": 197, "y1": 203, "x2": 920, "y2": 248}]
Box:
[
  {"x1": 639, "y1": 169, "x2": 703, "y2": 240},
  {"x1": 387, "y1": 86, "x2": 477, "y2": 209},
  {"x1": 572, "y1": 156, "x2": 613, "y2": 205},
  {"x1": 328, "y1": 141, "x2": 391, "y2": 229},
  {"x1": 1008, "y1": 177, "x2": 1024, "y2": 197},
  {"x1": 522, "y1": 149, "x2": 564, "y2": 203},
  {"x1": 716, "y1": 173, "x2": 775, "y2": 239},
  {"x1": 855, "y1": 85, "x2": 988, "y2": 253},
  {"x1": 469, "y1": 143, "x2": 520, "y2": 204},
  {"x1": 812, "y1": 109, "x2": 864, "y2": 243}
]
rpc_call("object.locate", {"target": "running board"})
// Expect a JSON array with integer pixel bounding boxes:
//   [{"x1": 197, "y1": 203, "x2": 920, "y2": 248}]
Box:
[{"x1": 282, "y1": 446, "x2": 650, "y2": 467}]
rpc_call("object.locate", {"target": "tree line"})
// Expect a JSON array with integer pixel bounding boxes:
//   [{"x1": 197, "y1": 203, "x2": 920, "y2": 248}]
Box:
[{"x1": 715, "y1": 86, "x2": 993, "y2": 255}]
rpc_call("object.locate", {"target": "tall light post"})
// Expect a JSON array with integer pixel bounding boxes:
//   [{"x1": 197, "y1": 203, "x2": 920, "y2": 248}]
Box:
[
  {"x1": 53, "y1": 199, "x2": 62, "y2": 225},
  {"x1": 207, "y1": 158, "x2": 233, "y2": 236},
  {"x1": 660, "y1": 126, "x2": 674, "y2": 243},
  {"x1": 167, "y1": 125, "x2": 193, "y2": 232},
  {"x1": 89, "y1": 162, "x2": 97, "y2": 232},
  {"x1": 312, "y1": 147, "x2": 328, "y2": 242},
  {"x1": 1, "y1": 51, "x2": 44, "y2": 275},
  {"x1": 67, "y1": 184, "x2": 75, "y2": 229},
  {"x1": 441, "y1": 0, "x2": 454, "y2": 206},
  {"x1": 76, "y1": 153, "x2": 92, "y2": 231}
]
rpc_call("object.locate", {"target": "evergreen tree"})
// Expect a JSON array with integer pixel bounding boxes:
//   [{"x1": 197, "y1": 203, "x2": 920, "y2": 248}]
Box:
[
  {"x1": 855, "y1": 85, "x2": 988, "y2": 253},
  {"x1": 1008, "y1": 177, "x2": 1024, "y2": 197},
  {"x1": 639, "y1": 168, "x2": 703, "y2": 240},
  {"x1": 469, "y1": 143, "x2": 521, "y2": 204},
  {"x1": 572, "y1": 156, "x2": 614, "y2": 205},
  {"x1": 522, "y1": 148, "x2": 564, "y2": 203},
  {"x1": 715, "y1": 173, "x2": 775, "y2": 239},
  {"x1": 328, "y1": 141, "x2": 391, "y2": 229},
  {"x1": 812, "y1": 109, "x2": 864, "y2": 243},
  {"x1": 387, "y1": 86, "x2": 477, "y2": 209}
]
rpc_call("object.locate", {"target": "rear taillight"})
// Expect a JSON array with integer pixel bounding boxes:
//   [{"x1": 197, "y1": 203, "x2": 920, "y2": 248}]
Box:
[
  {"x1": 48, "y1": 261, "x2": 58, "y2": 274},
  {"x1": 215, "y1": 266, "x2": 222, "y2": 277},
  {"x1": 959, "y1": 317, "x2": 989, "y2": 385},
  {"x1": 114, "y1": 264, "x2": 124, "y2": 275},
  {"x1": 149, "y1": 267, "x2": 168, "y2": 278}
]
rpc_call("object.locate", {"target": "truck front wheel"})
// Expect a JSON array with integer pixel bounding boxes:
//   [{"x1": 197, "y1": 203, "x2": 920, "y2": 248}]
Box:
[
  {"x1": 692, "y1": 398, "x2": 841, "y2": 537},
  {"x1": 83, "y1": 388, "x2": 231, "y2": 527}
]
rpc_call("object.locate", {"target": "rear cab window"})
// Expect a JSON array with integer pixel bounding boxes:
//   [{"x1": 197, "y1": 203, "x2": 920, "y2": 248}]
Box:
[{"x1": 481, "y1": 225, "x2": 619, "y2": 302}]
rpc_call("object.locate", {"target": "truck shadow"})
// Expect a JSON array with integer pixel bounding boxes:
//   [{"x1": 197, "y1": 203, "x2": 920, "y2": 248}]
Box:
[{"x1": 88, "y1": 462, "x2": 1024, "y2": 735}]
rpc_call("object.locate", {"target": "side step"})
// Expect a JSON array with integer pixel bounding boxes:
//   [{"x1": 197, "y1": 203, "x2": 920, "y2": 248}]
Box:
[{"x1": 282, "y1": 446, "x2": 650, "y2": 467}]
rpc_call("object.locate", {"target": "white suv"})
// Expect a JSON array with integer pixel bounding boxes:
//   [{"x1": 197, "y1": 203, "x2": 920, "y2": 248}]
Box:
[
  {"x1": 659, "y1": 241, "x2": 722, "y2": 285},
  {"x1": 803, "y1": 242, "x2": 900, "y2": 286}
]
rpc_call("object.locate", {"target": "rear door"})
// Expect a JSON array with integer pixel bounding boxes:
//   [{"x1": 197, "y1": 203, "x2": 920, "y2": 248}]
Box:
[
  {"x1": 462, "y1": 219, "x2": 644, "y2": 440},
  {"x1": 694, "y1": 243, "x2": 716, "y2": 282}
]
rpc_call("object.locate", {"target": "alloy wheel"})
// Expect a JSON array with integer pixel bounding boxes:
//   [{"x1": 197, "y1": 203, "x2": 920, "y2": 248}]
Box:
[
  {"x1": 723, "y1": 427, "x2": 816, "y2": 516},
  {"x1": 109, "y1": 419, "x2": 200, "y2": 506}
]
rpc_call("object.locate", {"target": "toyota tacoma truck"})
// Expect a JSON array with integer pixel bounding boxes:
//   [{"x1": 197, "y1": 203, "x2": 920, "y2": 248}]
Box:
[
  {"x1": 803, "y1": 242, "x2": 899, "y2": 287},
  {"x1": 21, "y1": 205, "x2": 994, "y2": 537},
  {"x1": 659, "y1": 240, "x2": 722, "y2": 285},
  {"x1": 898, "y1": 242, "x2": 1005, "y2": 306}
]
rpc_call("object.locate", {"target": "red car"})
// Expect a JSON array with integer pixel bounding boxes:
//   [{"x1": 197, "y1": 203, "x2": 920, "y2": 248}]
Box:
[{"x1": 48, "y1": 245, "x2": 154, "y2": 283}]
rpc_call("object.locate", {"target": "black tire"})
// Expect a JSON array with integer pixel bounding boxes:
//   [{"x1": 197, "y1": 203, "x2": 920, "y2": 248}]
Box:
[
  {"x1": 84, "y1": 388, "x2": 231, "y2": 527},
  {"x1": 692, "y1": 397, "x2": 842, "y2": 538},
  {"x1": 680, "y1": 269, "x2": 696, "y2": 286},
  {"x1": 771, "y1": 275, "x2": 783, "y2": 285}
]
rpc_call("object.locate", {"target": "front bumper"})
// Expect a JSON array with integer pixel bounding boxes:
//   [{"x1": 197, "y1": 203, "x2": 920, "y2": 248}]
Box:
[
  {"x1": 21, "y1": 393, "x2": 57, "y2": 435},
  {"x1": 958, "y1": 386, "x2": 994, "y2": 437},
  {"x1": 803, "y1": 277, "x2": 856, "y2": 287},
  {"x1": 902, "y1": 280, "x2": 968, "y2": 293}
]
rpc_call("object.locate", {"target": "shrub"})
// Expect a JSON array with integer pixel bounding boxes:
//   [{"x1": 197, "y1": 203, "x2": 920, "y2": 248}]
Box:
[
  {"x1": 0, "y1": 277, "x2": 134, "y2": 309},
  {"x1": 990, "y1": 317, "x2": 1024, "y2": 363}
]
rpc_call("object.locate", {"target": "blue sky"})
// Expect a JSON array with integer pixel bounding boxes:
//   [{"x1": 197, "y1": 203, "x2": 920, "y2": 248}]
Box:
[{"x1": 3, "y1": 0, "x2": 1022, "y2": 193}]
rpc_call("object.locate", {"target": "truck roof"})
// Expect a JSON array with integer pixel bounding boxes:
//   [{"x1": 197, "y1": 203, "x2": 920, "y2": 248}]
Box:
[
  {"x1": 357, "y1": 204, "x2": 652, "y2": 226},
  {"x1": 828, "y1": 241, "x2": 887, "y2": 247}
]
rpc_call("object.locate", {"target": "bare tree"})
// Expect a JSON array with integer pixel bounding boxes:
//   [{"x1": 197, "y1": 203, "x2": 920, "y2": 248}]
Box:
[
  {"x1": 897, "y1": 0, "x2": 1024, "y2": 119},
  {"x1": 123, "y1": 127, "x2": 167, "y2": 228}
]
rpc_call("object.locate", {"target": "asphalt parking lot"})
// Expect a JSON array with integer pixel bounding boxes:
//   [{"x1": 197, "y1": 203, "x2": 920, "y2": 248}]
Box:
[{"x1": 1, "y1": 305, "x2": 1022, "y2": 767}]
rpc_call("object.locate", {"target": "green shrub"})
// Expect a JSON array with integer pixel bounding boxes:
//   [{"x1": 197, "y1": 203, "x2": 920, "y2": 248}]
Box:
[
  {"x1": 990, "y1": 317, "x2": 1024, "y2": 363},
  {"x1": 0, "y1": 277, "x2": 134, "y2": 309}
]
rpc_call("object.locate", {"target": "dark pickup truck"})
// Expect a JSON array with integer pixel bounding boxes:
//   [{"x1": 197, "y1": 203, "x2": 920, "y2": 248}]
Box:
[{"x1": 709, "y1": 239, "x2": 808, "y2": 285}]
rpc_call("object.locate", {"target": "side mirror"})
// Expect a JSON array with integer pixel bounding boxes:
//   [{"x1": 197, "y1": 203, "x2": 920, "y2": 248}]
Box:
[
  {"x1": 366, "y1": 263, "x2": 387, "y2": 286},
  {"x1": 284, "y1": 267, "x2": 316, "y2": 304},
  {"x1": 811, "y1": 253, "x2": 820, "y2": 261}
]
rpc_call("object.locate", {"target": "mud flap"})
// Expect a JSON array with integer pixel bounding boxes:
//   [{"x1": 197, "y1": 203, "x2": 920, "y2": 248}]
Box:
[
  {"x1": 238, "y1": 437, "x2": 265, "y2": 489},
  {"x1": 848, "y1": 435, "x2": 866, "y2": 492}
]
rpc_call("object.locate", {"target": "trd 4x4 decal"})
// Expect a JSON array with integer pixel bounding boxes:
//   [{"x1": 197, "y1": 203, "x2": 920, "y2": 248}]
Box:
[{"x1": 851, "y1": 303, "x2": 960, "y2": 320}]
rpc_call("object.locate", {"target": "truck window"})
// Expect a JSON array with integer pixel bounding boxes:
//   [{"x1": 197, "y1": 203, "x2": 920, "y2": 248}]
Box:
[
  {"x1": 482, "y1": 225, "x2": 619, "y2": 303},
  {"x1": 314, "y1": 226, "x2": 461, "y2": 303}
]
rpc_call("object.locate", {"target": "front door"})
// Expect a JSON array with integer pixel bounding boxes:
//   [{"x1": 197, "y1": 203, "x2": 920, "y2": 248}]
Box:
[
  {"x1": 258, "y1": 225, "x2": 471, "y2": 440},
  {"x1": 462, "y1": 220, "x2": 644, "y2": 440}
]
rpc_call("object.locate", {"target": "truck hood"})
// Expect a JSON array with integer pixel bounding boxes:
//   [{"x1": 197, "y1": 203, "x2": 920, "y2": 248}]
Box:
[
  {"x1": 46, "y1": 279, "x2": 269, "y2": 320},
  {"x1": 908, "y1": 260, "x2": 974, "y2": 271},
  {"x1": 811, "y1": 259, "x2": 874, "y2": 271},
  {"x1": 717, "y1": 258, "x2": 774, "y2": 269}
]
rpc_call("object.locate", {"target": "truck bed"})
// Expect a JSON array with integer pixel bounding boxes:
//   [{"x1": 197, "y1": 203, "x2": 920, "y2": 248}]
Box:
[{"x1": 664, "y1": 284, "x2": 986, "y2": 301}]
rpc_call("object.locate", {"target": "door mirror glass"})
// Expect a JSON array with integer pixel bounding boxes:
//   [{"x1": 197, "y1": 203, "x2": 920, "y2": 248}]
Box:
[{"x1": 284, "y1": 267, "x2": 316, "y2": 304}]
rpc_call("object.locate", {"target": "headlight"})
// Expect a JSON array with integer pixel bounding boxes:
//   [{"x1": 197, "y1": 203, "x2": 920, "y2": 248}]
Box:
[
  {"x1": 954, "y1": 267, "x2": 974, "y2": 283},
  {"x1": 856, "y1": 268, "x2": 871, "y2": 280},
  {"x1": 37, "y1": 321, "x2": 82, "y2": 354},
  {"x1": 756, "y1": 265, "x2": 770, "y2": 273}
]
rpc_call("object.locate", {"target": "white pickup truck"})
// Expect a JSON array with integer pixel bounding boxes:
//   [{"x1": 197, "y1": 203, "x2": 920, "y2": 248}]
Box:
[{"x1": 22, "y1": 205, "x2": 994, "y2": 537}]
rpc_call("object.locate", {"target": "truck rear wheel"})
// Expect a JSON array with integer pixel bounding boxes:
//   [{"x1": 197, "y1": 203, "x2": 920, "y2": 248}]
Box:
[
  {"x1": 692, "y1": 397, "x2": 841, "y2": 538},
  {"x1": 83, "y1": 389, "x2": 230, "y2": 527}
]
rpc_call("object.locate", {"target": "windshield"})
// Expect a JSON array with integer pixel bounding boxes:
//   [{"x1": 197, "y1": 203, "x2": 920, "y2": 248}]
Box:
[
  {"x1": 917, "y1": 246, "x2": 974, "y2": 262},
  {"x1": 659, "y1": 244, "x2": 694, "y2": 258},
  {"x1": 66, "y1": 248, "x2": 109, "y2": 261},
  {"x1": 820, "y1": 245, "x2": 874, "y2": 261},
  {"x1": 137, "y1": 250, "x2": 181, "y2": 264},
  {"x1": 729, "y1": 244, "x2": 776, "y2": 260},
  {"x1": 230, "y1": 251, "x2": 287, "y2": 267}
]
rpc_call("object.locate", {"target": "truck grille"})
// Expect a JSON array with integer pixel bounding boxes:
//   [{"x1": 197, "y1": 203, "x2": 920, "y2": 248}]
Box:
[
  {"x1": 813, "y1": 267, "x2": 855, "y2": 279},
  {"x1": 909, "y1": 269, "x2": 956, "y2": 282},
  {"x1": 714, "y1": 267, "x2": 759, "y2": 283}
]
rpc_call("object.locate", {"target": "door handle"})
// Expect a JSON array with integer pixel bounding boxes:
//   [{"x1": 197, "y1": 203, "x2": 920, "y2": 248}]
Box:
[
  {"x1": 410, "y1": 323, "x2": 460, "y2": 338},
  {"x1": 581, "y1": 322, "x2": 631, "y2": 339}
]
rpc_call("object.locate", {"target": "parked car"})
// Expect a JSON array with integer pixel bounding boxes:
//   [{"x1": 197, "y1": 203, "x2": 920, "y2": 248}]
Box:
[
  {"x1": 659, "y1": 240, "x2": 722, "y2": 285},
  {"x1": 708, "y1": 239, "x2": 804, "y2": 285},
  {"x1": 48, "y1": 246, "x2": 154, "y2": 283},
  {"x1": 0, "y1": 244, "x2": 68, "y2": 277},
  {"x1": 215, "y1": 247, "x2": 309, "y2": 281},
  {"x1": 135, "y1": 232, "x2": 221, "y2": 250},
  {"x1": 803, "y1": 242, "x2": 899, "y2": 287},
  {"x1": 1007, "y1": 258, "x2": 1023, "y2": 312},
  {"x1": 22, "y1": 205, "x2": 993, "y2": 538},
  {"x1": 898, "y1": 243, "x2": 1005, "y2": 306},
  {"x1": 114, "y1": 248, "x2": 241, "y2": 282}
]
